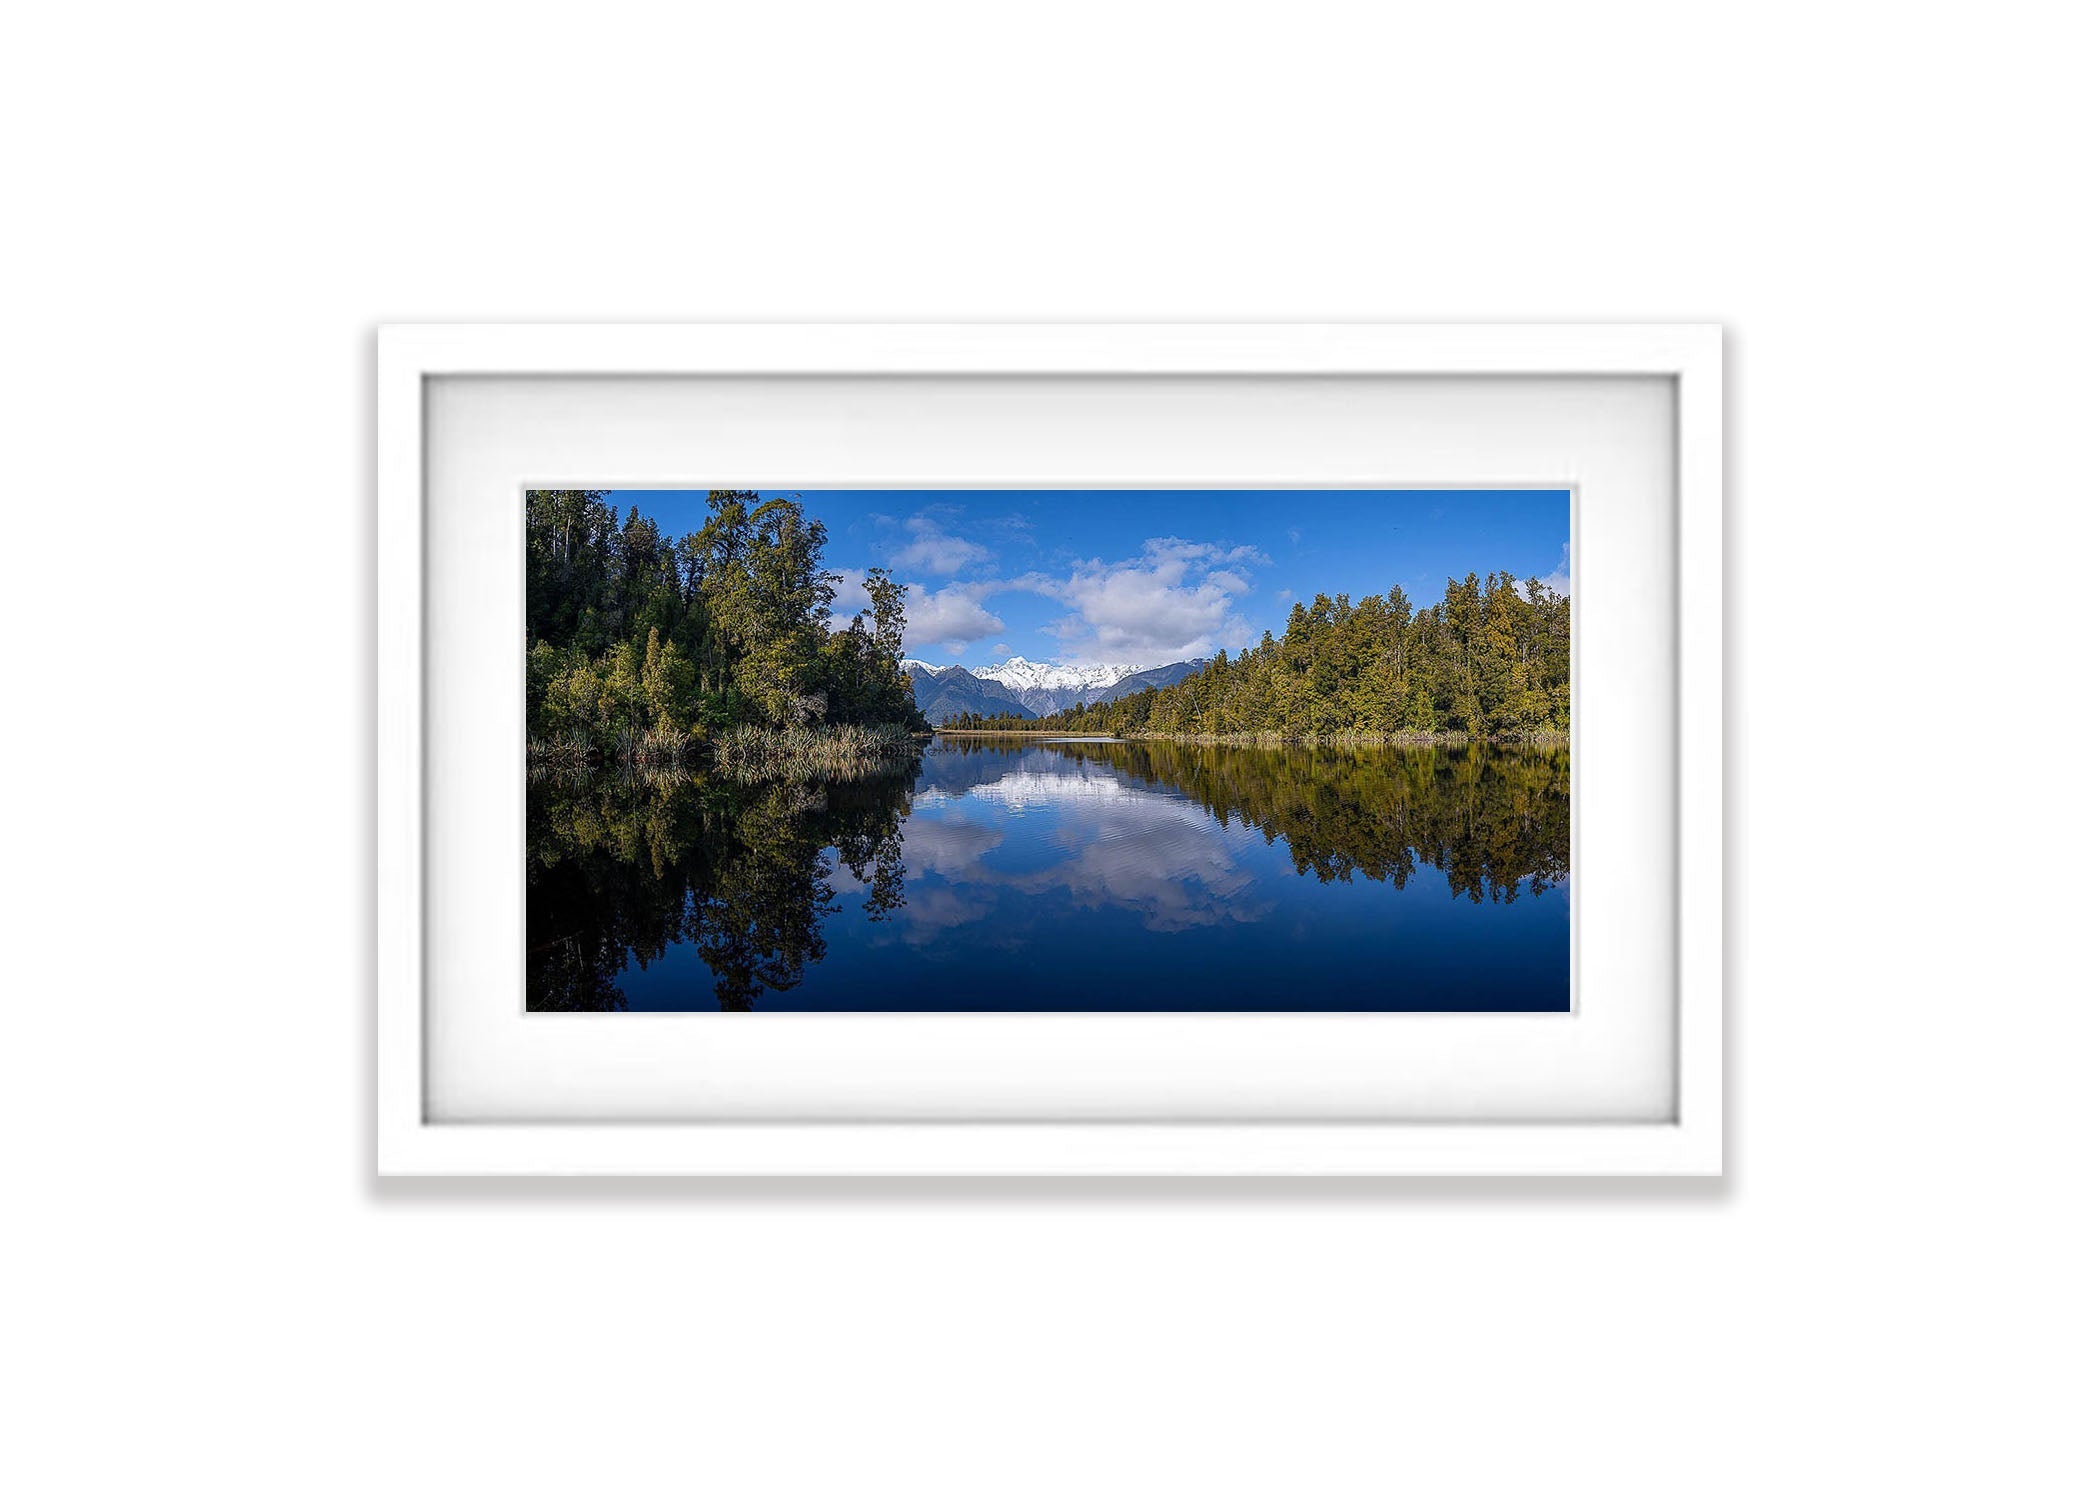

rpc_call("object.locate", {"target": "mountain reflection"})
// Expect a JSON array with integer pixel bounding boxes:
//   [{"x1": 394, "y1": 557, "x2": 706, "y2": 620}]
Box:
[
  {"x1": 903, "y1": 771, "x2": 1271, "y2": 937},
  {"x1": 527, "y1": 739, "x2": 1570, "y2": 1011}
]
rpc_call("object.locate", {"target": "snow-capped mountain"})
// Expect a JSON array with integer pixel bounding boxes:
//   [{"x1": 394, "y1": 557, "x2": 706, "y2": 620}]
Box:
[
  {"x1": 968, "y1": 656, "x2": 1153, "y2": 696},
  {"x1": 904, "y1": 655, "x2": 1152, "y2": 716},
  {"x1": 901, "y1": 662, "x2": 1037, "y2": 724},
  {"x1": 1085, "y1": 657, "x2": 1207, "y2": 705},
  {"x1": 902, "y1": 655, "x2": 1201, "y2": 719}
]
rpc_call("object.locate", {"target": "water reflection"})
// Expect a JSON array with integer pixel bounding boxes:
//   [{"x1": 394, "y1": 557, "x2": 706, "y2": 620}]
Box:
[
  {"x1": 528, "y1": 767, "x2": 915, "y2": 1011},
  {"x1": 527, "y1": 738, "x2": 1571, "y2": 1012}
]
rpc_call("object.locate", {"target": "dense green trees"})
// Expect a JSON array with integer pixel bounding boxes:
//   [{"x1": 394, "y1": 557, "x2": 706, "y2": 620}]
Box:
[
  {"x1": 949, "y1": 573, "x2": 1571, "y2": 740},
  {"x1": 526, "y1": 489, "x2": 924, "y2": 760}
]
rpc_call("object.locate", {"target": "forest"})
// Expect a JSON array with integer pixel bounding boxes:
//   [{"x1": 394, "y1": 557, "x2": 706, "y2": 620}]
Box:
[
  {"x1": 526, "y1": 489, "x2": 925, "y2": 768},
  {"x1": 942, "y1": 574, "x2": 1571, "y2": 741}
]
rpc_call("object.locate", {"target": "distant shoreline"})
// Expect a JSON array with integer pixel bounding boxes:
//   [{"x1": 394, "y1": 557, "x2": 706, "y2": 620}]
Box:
[{"x1": 932, "y1": 729, "x2": 1570, "y2": 748}]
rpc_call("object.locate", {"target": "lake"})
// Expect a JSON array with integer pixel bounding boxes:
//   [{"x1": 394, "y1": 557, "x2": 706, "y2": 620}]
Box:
[{"x1": 527, "y1": 736, "x2": 1571, "y2": 1012}]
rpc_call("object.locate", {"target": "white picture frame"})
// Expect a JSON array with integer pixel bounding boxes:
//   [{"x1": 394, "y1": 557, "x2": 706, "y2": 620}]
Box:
[{"x1": 378, "y1": 323, "x2": 1723, "y2": 1176}]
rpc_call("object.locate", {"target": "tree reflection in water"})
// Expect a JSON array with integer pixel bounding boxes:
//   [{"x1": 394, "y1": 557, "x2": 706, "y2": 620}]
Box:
[
  {"x1": 1033, "y1": 738, "x2": 1569, "y2": 904},
  {"x1": 528, "y1": 761, "x2": 917, "y2": 1011},
  {"x1": 526, "y1": 739, "x2": 1569, "y2": 1011}
]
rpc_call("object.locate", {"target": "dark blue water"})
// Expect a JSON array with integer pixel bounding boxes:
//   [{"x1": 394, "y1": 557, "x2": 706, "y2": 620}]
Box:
[{"x1": 527, "y1": 737, "x2": 1570, "y2": 1012}]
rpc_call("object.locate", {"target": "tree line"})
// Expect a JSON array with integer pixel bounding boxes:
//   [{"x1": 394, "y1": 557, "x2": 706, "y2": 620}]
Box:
[
  {"x1": 527, "y1": 489, "x2": 925, "y2": 762},
  {"x1": 946, "y1": 573, "x2": 1571, "y2": 740}
]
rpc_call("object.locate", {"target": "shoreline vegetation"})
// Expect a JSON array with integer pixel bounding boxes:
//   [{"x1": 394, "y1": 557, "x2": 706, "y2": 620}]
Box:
[
  {"x1": 530, "y1": 722, "x2": 921, "y2": 782},
  {"x1": 525, "y1": 489, "x2": 1572, "y2": 783},
  {"x1": 934, "y1": 728, "x2": 1569, "y2": 747}
]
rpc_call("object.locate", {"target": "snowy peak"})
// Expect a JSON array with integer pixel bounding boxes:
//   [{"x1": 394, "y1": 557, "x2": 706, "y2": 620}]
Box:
[
  {"x1": 967, "y1": 656, "x2": 1157, "y2": 693},
  {"x1": 902, "y1": 654, "x2": 1202, "y2": 721},
  {"x1": 899, "y1": 655, "x2": 1158, "y2": 690}
]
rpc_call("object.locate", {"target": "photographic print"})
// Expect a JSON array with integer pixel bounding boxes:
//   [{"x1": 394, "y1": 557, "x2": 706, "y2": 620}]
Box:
[{"x1": 526, "y1": 488, "x2": 1572, "y2": 1012}]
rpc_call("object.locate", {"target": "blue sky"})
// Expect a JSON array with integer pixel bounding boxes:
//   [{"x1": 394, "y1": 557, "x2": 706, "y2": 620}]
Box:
[{"x1": 603, "y1": 489, "x2": 1570, "y2": 666}]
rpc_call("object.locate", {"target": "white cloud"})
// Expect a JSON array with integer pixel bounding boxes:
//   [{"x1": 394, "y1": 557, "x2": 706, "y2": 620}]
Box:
[
  {"x1": 1525, "y1": 542, "x2": 1573, "y2": 600},
  {"x1": 843, "y1": 532, "x2": 1277, "y2": 663},
  {"x1": 890, "y1": 514, "x2": 992, "y2": 575},
  {"x1": 1040, "y1": 535, "x2": 1269, "y2": 661},
  {"x1": 832, "y1": 569, "x2": 1005, "y2": 654},
  {"x1": 1004, "y1": 570, "x2": 1063, "y2": 599},
  {"x1": 829, "y1": 567, "x2": 874, "y2": 621},
  {"x1": 904, "y1": 580, "x2": 1005, "y2": 653},
  {"x1": 1140, "y1": 536, "x2": 1270, "y2": 570}
]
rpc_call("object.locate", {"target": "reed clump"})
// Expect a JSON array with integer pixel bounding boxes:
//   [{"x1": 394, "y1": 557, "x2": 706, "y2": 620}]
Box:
[
  {"x1": 527, "y1": 734, "x2": 595, "y2": 778},
  {"x1": 710, "y1": 722, "x2": 919, "y2": 782},
  {"x1": 532, "y1": 722, "x2": 918, "y2": 784},
  {"x1": 529, "y1": 726, "x2": 698, "y2": 776},
  {"x1": 628, "y1": 725, "x2": 694, "y2": 766}
]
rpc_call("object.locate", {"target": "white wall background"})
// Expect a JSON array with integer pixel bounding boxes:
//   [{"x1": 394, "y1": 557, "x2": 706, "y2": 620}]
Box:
[{"x1": 4, "y1": 4, "x2": 2092, "y2": 1496}]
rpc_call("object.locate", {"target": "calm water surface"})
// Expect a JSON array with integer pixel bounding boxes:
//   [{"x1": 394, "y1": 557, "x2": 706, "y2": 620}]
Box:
[{"x1": 527, "y1": 736, "x2": 1570, "y2": 1012}]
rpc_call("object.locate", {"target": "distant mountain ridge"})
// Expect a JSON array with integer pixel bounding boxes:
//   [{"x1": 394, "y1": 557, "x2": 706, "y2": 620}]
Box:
[
  {"x1": 966, "y1": 656, "x2": 1147, "y2": 713},
  {"x1": 903, "y1": 663, "x2": 1036, "y2": 724},
  {"x1": 1084, "y1": 658, "x2": 1206, "y2": 704},
  {"x1": 903, "y1": 655, "x2": 1206, "y2": 723}
]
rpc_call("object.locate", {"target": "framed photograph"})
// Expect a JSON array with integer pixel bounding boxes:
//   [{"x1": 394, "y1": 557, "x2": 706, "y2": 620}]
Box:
[{"x1": 378, "y1": 324, "x2": 1722, "y2": 1175}]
